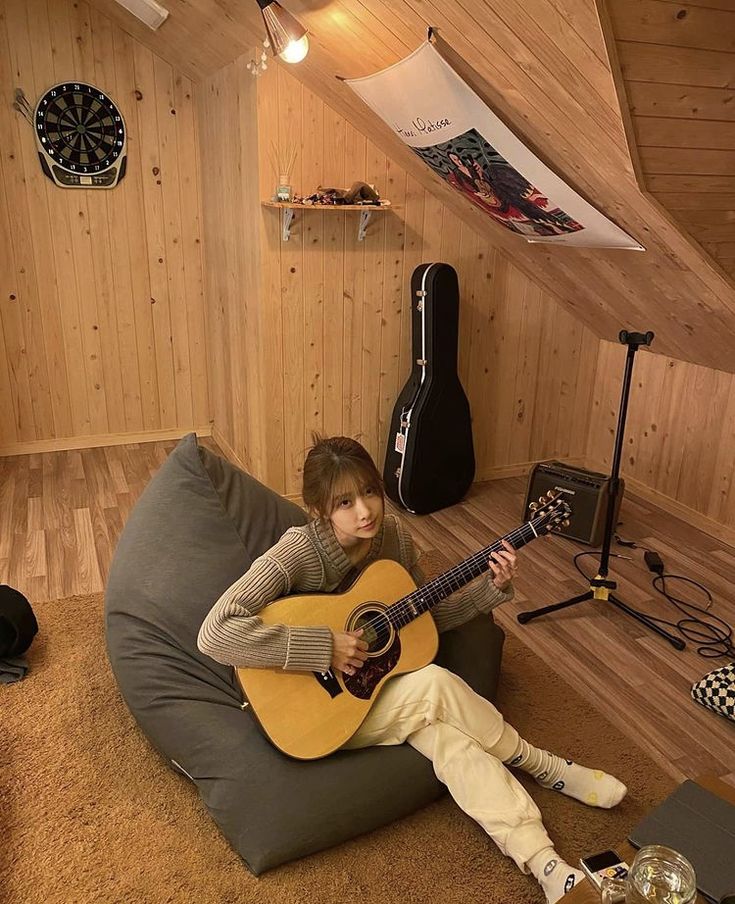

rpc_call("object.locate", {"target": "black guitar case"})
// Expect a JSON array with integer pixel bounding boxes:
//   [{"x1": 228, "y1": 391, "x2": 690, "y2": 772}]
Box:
[{"x1": 383, "y1": 262, "x2": 475, "y2": 514}]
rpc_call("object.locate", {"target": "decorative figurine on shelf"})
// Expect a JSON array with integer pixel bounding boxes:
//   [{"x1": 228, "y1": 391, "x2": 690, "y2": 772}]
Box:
[{"x1": 297, "y1": 182, "x2": 386, "y2": 206}]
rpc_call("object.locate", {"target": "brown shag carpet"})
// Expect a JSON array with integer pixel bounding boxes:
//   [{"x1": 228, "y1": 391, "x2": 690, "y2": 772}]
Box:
[{"x1": 2, "y1": 588, "x2": 675, "y2": 904}]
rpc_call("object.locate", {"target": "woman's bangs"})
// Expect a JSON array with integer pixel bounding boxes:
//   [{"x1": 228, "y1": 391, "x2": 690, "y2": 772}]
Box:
[{"x1": 329, "y1": 464, "x2": 375, "y2": 510}]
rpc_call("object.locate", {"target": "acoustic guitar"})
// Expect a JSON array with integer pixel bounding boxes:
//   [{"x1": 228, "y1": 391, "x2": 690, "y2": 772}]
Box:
[{"x1": 236, "y1": 492, "x2": 571, "y2": 760}]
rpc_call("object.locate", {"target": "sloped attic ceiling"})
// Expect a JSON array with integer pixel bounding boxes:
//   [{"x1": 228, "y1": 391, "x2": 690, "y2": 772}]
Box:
[
  {"x1": 90, "y1": 0, "x2": 735, "y2": 374},
  {"x1": 606, "y1": 0, "x2": 735, "y2": 283}
]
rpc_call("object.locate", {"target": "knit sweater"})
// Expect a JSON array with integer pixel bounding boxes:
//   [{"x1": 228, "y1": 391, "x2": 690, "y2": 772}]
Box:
[{"x1": 197, "y1": 513, "x2": 513, "y2": 673}]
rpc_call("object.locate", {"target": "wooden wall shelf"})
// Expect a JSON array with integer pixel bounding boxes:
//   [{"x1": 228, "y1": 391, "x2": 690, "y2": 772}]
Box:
[{"x1": 261, "y1": 200, "x2": 394, "y2": 242}]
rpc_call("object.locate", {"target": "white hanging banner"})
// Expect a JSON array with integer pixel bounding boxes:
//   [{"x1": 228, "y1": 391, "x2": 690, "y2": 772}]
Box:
[{"x1": 346, "y1": 42, "x2": 644, "y2": 250}]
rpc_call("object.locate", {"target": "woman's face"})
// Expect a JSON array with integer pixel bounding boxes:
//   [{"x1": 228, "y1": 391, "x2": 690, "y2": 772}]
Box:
[
  {"x1": 328, "y1": 480, "x2": 384, "y2": 549},
  {"x1": 451, "y1": 154, "x2": 471, "y2": 176}
]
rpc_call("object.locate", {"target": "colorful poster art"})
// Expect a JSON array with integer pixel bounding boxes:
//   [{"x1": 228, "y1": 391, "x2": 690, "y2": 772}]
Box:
[
  {"x1": 346, "y1": 42, "x2": 643, "y2": 250},
  {"x1": 415, "y1": 128, "x2": 584, "y2": 237}
]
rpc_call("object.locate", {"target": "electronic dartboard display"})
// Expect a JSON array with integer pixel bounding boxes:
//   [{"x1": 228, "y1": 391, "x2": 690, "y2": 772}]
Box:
[{"x1": 34, "y1": 81, "x2": 127, "y2": 188}]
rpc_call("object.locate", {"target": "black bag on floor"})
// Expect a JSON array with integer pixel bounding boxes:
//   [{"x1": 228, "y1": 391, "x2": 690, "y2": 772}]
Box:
[
  {"x1": 383, "y1": 262, "x2": 475, "y2": 514},
  {"x1": 0, "y1": 585, "x2": 38, "y2": 657}
]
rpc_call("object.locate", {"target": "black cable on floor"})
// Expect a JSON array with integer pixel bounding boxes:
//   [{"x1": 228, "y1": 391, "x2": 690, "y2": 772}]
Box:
[
  {"x1": 571, "y1": 545, "x2": 735, "y2": 660},
  {"x1": 648, "y1": 573, "x2": 734, "y2": 659}
]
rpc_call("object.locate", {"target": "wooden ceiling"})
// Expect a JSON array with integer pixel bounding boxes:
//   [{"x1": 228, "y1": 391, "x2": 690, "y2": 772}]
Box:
[
  {"x1": 607, "y1": 0, "x2": 735, "y2": 283},
  {"x1": 87, "y1": 0, "x2": 735, "y2": 373}
]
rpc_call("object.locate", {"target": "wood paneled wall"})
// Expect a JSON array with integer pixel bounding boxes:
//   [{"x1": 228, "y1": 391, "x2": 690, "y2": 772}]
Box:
[
  {"x1": 196, "y1": 58, "x2": 263, "y2": 477},
  {"x1": 608, "y1": 0, "x2": 735, "y2": 280},
  {"x1": 86, "y1": 0, "x2": 735, "y2": 376},
  {"x1": 587, "y1": 340, "x2": 735, "y2": 545},
  {"x1": 3, "y1": 2, "x2": 733, "y2": 546},
  {"x1": 204, "y1": 63, "x2": 599, "y2": 495},
  {"x1": 0, "y1": 0, "x2": 209, "y2": 454}
]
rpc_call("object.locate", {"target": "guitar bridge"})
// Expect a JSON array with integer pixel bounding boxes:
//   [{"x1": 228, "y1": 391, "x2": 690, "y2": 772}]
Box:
[{"x1": 313, "y1": 669, "x2": 343, "y2": 699}]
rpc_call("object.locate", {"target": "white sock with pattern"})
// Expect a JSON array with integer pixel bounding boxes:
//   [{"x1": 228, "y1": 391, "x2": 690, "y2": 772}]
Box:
[
  {"x1": 505, "y1": 738, "x2": 627, "y2": 809},
  {"x1": 527, "y1": 848, "x2": 585, "y2": 904}
]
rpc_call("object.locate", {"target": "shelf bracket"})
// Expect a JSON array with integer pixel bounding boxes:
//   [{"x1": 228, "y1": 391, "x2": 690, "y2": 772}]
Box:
[
  {"x1": 358, "y1": 210, "x2": 372, "y2": 241},
  {"x1": 281, "y1": 207, "x2": 295, "y2": 242}
]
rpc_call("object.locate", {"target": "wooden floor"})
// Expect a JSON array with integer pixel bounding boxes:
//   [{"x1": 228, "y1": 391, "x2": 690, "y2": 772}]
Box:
[{"x1": 1, "y1": 438, "x2": 734, "y2": 788}]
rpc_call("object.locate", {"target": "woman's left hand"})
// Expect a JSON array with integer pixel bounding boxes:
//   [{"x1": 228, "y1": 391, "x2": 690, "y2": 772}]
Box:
[{"x1": 488, "y1": 539, "x2": 518, "y2": 591}]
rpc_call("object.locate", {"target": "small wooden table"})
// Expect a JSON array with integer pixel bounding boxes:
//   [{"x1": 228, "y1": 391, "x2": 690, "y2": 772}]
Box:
[{"x1": 563, "y1": 775, "x2": 735, "y2": 902}]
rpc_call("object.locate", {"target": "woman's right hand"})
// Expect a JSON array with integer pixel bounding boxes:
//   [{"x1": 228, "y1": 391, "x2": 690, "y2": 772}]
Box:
[{"x1": 331, "y1": 628, "x2": 368, "y2": 675}]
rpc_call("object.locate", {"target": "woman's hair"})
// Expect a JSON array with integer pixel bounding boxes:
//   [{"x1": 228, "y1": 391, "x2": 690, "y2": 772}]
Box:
[{"x1": 302, "y1": 433, "x2": 384, "y2": 520}]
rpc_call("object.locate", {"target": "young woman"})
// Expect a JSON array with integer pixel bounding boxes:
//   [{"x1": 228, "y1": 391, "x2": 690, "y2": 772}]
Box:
[{"x1": 198, "y1": 435, "x2": 626, "y2": 903}]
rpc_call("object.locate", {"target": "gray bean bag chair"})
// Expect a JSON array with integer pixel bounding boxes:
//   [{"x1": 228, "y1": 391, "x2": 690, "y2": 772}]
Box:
[{"x1": 105, "y1": 433, "x2": 505, "y2": 874}]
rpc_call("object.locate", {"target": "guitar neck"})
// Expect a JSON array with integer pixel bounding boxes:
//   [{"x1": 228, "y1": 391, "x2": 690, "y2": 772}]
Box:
[{"x1": 386, "y1": 520, "x2": 541, "y2": 630}]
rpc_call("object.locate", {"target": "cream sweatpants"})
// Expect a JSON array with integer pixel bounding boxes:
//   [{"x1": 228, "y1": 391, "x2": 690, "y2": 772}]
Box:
[{"x1": 343, "y1": 663, "x2": 553, "y2": 872}]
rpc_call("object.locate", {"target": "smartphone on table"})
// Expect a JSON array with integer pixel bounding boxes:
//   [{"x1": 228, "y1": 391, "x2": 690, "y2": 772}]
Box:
[{"x1": 579, "y1": 849, "x2": 630, "y2": 891}]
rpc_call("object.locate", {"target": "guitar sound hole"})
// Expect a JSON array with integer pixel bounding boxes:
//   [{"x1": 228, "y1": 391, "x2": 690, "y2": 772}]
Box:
[{"x1": 353, "y1": 608, "x2": 392, "y2": 655}]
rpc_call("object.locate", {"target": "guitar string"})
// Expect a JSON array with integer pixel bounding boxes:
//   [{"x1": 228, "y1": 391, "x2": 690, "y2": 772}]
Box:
[
  {"x1": 389, "y1": 523, "x2": 533, "y2": 626},
  {"x1": 351, "y1": 521, "x2": 538, "y2": 643},
  {"x1": 335, "y1": 501, "x2": 566, "y2": 661},
  {"x1": 352, "y1": 527, "x2": 530, "y2": 644},
  {"x1": 398, "y1": 501, "x2": 567, "y2": 614}
]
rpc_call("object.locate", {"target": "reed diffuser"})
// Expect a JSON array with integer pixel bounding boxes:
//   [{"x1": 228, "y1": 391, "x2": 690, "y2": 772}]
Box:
[{"x1": 271, "y1": 140, "x2": 297, "y2": 202}]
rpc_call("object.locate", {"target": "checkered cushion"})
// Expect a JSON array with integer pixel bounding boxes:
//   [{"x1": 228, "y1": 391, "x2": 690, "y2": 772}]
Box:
[{"x1": 691, "y1": 662, "x2": 735, "y2": 723}]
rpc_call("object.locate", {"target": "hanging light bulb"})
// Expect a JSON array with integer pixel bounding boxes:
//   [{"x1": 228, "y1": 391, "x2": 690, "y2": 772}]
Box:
[
  {"x1": 256, "y1": 1, "x2": 309, "y2": 64},
  {"x1": 278, "y1": 33, "x2": 309, "y2": 64}
]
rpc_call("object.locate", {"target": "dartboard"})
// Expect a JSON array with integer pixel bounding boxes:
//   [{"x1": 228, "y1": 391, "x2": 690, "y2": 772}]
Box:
[{"x1": 34, "y1": 81, "x2": 127, "y2": 188}]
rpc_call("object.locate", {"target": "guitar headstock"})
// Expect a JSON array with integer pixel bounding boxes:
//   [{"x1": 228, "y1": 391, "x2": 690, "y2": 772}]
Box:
[{"x1": 527, "y1": 489, "x2": 572, "y2": 535}]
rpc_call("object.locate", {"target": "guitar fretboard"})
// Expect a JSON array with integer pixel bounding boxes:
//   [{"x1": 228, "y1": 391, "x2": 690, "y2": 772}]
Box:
[{"x1": 386, "y1": 520, "x2": 542, "y2": 630}]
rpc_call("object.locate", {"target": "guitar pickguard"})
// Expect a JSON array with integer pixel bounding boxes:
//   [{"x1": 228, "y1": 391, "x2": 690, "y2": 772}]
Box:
[{"x1": 342, "y1": 634, "x2": 401, "y2": 700}]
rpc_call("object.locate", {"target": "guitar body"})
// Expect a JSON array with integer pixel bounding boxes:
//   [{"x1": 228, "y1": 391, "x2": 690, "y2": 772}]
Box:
[
  {"x1": 235, "y1": 494, "x2": 572, "y2": 761},
  {"x1": 236, "y1": 559, "x2": 438, "y2": 760}
]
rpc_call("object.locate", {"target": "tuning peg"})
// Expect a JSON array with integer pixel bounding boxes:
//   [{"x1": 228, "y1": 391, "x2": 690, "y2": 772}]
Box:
[
  {"x1": 538, "y1": 496, "x2": 546, "y2": 504},
  {"x1": 562, "y1": 519, "x2": 570, "y2": 527},
  {"x1": 529, "y1": 502, "x2": 538, "y2": 512}
]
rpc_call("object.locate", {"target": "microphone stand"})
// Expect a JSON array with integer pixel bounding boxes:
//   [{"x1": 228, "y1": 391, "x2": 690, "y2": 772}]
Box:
[{"x1": 516, "y1": 330, "x2": 684, "y2": 651}]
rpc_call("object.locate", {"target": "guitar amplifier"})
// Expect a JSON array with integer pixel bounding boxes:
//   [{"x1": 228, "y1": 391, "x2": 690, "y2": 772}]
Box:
[{"x1": 523, "y1": 461, "x2": 623, "y2": 546}]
